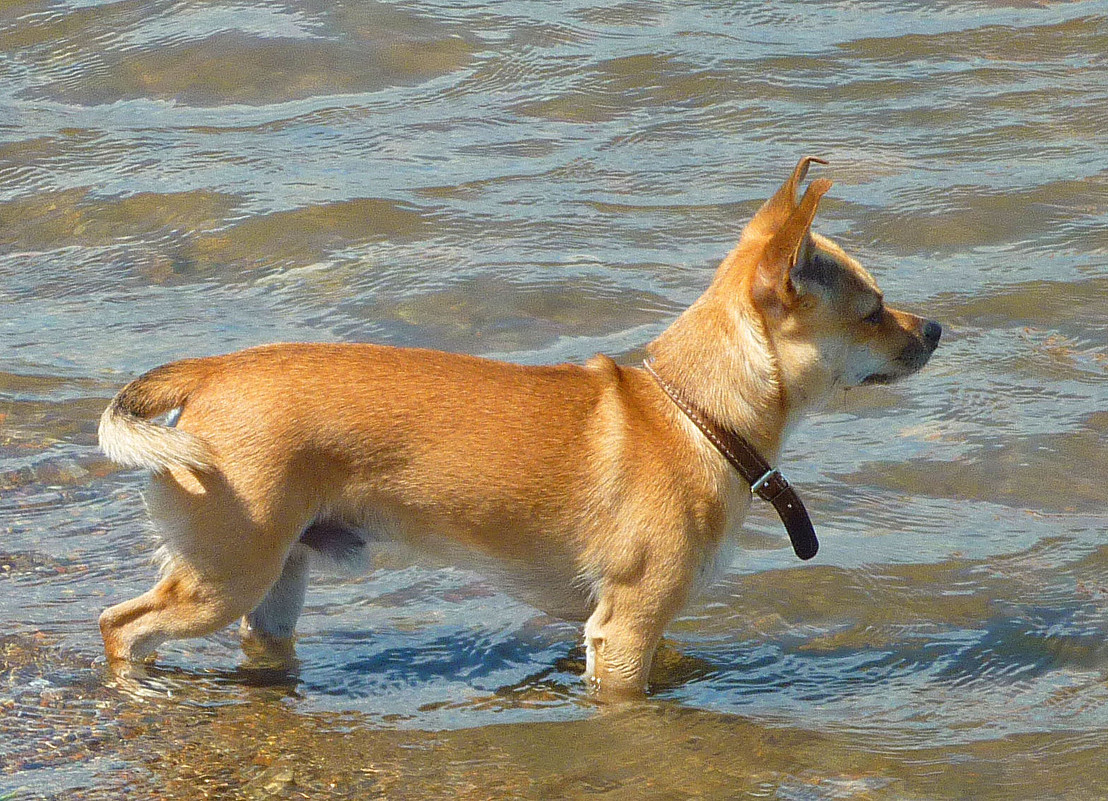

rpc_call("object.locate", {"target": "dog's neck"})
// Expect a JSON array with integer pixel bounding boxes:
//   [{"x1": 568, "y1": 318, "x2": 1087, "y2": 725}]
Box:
[{"x1": 646, "y1": 282, "x2": 791, "y2": 463}]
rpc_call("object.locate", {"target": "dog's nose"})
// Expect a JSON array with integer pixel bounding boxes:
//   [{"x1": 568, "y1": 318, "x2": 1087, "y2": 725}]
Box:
[{"x1": 923, "y1": 319, "x2": 942, "y2": 347}]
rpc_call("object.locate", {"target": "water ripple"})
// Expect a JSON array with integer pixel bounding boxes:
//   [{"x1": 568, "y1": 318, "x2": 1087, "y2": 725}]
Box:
[{"x1": 2, "y1": 0, "x2": 1108, "y2": 795}]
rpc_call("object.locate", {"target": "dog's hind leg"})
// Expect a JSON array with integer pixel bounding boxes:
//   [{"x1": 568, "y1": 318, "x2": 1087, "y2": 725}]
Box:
[
  {"x1": 99, "y1": 555, "x2": 286, "y2": 666},
  {"x1": 239, "y1": 518, "x2": 376, "y2": 663},
  {"x1": 240, "y1": 544, "x2": 310, "y2": 661},
  {"x1": 100, "y1": 474, "x2": 299, "y2": 666}
]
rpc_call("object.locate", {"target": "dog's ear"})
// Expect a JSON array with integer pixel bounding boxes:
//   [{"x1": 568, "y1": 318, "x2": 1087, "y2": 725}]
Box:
[
  {"x1": 752, "y1": 157, "x2": 832, "y2": 300},
  {"x1": 752, "y1": 156, "x2": 827, "y2": 235},
  {"x1": 765, "y1": 176, "x2": 832, "y2": 271}
]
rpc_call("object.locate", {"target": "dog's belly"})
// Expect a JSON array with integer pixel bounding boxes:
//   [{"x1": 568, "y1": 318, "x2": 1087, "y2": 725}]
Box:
[
  {"x1": 299, "y1": 516, "x2": 596, "y2": 622},
  {"x1": 455, "y1": 556, "x2": 596, "y2": 622}
]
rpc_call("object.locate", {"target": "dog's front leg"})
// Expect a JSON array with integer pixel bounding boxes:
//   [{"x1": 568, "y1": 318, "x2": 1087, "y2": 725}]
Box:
[{"x1": 583, "y1": 581, "x2": 680, "y2": 699}]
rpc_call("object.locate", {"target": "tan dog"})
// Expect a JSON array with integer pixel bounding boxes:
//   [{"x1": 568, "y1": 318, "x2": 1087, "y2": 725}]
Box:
[{"x1": 98, "y1": 158, "x2": 940, "y2": 697}]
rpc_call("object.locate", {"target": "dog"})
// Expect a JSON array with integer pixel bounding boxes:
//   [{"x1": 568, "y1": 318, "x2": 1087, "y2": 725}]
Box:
[{"x1": 97, "y1": 157, "x2": 940, "y2": 697}]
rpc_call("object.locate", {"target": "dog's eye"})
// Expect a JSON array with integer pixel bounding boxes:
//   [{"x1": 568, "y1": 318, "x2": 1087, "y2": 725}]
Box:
[{"x1": 863, "y1": 306, "x2": 883, "y2": 325}]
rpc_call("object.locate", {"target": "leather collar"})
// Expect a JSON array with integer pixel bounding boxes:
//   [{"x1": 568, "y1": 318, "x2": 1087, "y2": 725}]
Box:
[{"x1": 642, "y1": 360, "x2": 819, "y2": 561}]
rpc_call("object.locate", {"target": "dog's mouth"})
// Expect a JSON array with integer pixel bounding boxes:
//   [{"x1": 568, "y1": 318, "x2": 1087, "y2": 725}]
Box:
[
  {"x1": 861, "y1": 360, "x2": 923, "y2": 385},
  {"x1": 862, "y1": 340, "x2": 939, "y2": 386},
  {"x1": 861, "y1": 372, "x2": 895, "y2": 386}
]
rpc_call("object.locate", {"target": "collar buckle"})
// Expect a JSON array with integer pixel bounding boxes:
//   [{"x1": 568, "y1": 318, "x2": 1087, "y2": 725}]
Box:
[{"x1": 749, "y1": 467, "x2": 780, "y2": 496}]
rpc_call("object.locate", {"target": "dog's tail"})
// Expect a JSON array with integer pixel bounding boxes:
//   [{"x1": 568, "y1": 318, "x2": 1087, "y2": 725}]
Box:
[{"x1": 98, "y1": 358, "x2": 218, "y2": 472}]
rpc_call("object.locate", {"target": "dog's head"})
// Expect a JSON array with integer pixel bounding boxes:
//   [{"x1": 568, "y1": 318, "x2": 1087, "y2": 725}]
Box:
[{"x1": 737, "y1": 157, "x2": 941, "y2": 403}]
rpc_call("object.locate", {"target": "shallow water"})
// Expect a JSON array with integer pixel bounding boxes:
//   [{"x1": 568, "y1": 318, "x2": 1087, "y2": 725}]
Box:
[{"x1": 2, "y1": 0, "x2": 1107, "y2": 798}]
